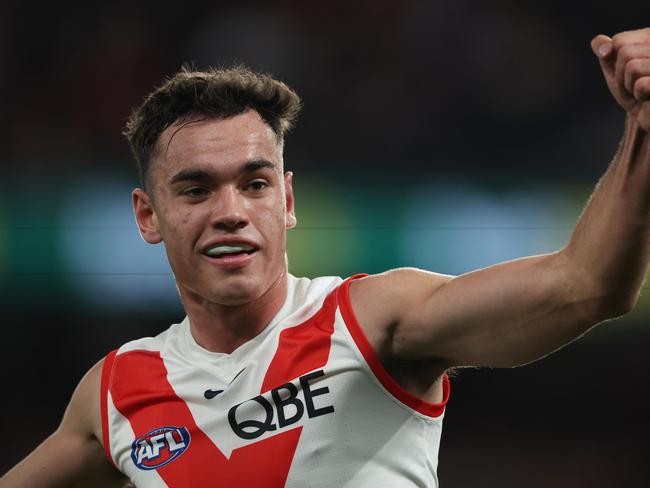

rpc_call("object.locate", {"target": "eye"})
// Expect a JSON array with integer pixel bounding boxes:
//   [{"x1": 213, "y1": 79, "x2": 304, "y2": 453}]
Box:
[
  {"x1": 182, "y1": 187, "x2": 209, "y2": 198},
  {"x1": 246, "y1": 180, "x2": 268, "y2": 192}
]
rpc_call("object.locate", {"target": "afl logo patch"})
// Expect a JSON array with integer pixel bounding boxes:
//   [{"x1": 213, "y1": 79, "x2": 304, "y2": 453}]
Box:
[{"x1": 131, "y1": 426, "x2": 191, "y2": 470}]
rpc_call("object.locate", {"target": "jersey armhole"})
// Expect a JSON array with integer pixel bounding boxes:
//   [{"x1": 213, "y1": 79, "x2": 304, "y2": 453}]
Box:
[
  {"x1": 100, "y1": 349, "x2": 118, "y2": 467},
  {"x1": 337, "y1": 274, "x2": 450, "y2": 418}
]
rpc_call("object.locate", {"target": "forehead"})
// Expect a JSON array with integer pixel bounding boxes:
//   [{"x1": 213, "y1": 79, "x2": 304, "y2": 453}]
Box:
[{"x1": 152, "y1": 110, "x2": 282, "y2": 178}]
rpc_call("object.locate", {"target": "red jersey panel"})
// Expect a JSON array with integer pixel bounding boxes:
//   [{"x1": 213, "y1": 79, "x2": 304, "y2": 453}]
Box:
[{"x1": 101, "y1": 274, "x2": 450, "y2": 487}]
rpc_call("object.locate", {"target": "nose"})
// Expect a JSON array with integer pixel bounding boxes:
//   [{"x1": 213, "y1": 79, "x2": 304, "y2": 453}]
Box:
[{"x1": 210, "y1": 185, "x2": 249, "y2": 231}]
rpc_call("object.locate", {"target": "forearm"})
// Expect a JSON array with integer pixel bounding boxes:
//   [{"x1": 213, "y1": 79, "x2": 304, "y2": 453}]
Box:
[
  {"x1": 1, "y1": 360, "x2": 129, "y2": 488},
  {"x1": 564, "y1": 117, "x2": 650, "y2": 317},
  {"x1": 0, "y1": 432, "x2": 123, "y2": 488}
]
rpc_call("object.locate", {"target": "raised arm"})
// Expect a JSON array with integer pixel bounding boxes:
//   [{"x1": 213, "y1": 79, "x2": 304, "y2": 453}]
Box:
[
  {"x1": 0, "y1": 359, "x2": 129, "y2": 488},
  {"x1": 350, "y1": 28, "x2": 650, "y2": 380}
]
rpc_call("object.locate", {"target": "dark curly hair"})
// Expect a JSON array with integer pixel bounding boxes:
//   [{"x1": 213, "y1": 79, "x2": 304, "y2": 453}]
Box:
[{"x1": 123, "y1": 64, "x2": 302, "y2": 189}]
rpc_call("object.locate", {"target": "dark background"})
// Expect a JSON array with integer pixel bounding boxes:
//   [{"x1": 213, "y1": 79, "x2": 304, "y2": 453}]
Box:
[{"x1": 2, "y1": 1, "x2": 649, "y2": 486}]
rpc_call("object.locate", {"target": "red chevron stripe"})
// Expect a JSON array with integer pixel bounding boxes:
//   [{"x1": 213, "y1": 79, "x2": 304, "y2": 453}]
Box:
[
  {"x1": 109, "y1": 285, "x2": 339, "y2": 487},
  {"x1": 110, "y1": 350, "x2": 301, "y2": 487},
  {"x1": 262, "y1": 287, "x2": 338, "y2": 392}
]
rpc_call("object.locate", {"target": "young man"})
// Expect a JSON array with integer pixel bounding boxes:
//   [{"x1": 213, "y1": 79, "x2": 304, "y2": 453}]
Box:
[{"x1": 2, "y1": 28, "x2": 650, "y2": 487}]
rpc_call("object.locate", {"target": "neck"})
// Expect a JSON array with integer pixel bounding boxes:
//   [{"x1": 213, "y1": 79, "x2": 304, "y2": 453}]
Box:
[{"x1": 180, "y1": 270, "x2": 289, "y2": 354}]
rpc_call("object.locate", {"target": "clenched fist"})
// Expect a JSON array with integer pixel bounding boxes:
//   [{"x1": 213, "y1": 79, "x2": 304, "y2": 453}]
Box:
[{"x1": 592, "y1": 28, "x2": 650, "y2": 132}]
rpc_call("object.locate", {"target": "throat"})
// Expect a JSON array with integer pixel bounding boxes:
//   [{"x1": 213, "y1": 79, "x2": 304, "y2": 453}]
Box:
[{"x1": 181, "y1": 271, "x2": 289, "y2": 354}]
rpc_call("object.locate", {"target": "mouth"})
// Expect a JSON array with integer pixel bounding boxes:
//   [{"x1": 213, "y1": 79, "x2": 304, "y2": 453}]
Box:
[{"x1": 202, "y1": 242, "x2": 259, "y2": 269}]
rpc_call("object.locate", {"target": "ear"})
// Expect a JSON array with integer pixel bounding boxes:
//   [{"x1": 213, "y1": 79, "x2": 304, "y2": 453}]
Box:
[
  {"x1": 284, "y1": 171, "x2": 297, "y2": 229},
  {"x1": 133, "y1": 188, "x2": 163, "y2": 244}
]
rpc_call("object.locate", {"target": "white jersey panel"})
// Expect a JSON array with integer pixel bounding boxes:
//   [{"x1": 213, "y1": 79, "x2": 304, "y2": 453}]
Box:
[{"x1": 101, "y1": 274, "x2": 449, "y2": 488}]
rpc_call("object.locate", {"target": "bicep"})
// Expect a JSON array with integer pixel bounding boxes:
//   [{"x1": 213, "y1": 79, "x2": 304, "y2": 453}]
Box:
[
  {"x1": 403, "y1": 253, "x2": 583, "y2": 367},
  {"x1": 353, "y1": 253, "x2": 597, "y2": 370},
  {"x1": 1, "y1": 359, "x2": 128, "y2": 488}
]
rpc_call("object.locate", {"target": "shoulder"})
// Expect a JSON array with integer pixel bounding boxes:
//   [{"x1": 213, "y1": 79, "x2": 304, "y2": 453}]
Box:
[
  {"x1": 348, "y1": 268, "x2": 452, "y2": 322},
  {"x1": 290, "y1": 274, "x2": 342, "y2": 298},
  {"x1": 345, "y1": 268, "x2": 452, "y2": 352},
  {"x1": 344, "y1": 269, "x2": 453, "y2": 399},
  {"x1": 0, "y1": 356, "x2": 130, "y2": 487},
  {"x1": 60, "y1": 357, "x2": 106, "y2": 443}
]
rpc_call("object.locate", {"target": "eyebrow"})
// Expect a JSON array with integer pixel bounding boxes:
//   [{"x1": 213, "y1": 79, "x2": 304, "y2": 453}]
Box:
[{"x1": 169, "y1": 159, "x2": 276, "y2": 185}]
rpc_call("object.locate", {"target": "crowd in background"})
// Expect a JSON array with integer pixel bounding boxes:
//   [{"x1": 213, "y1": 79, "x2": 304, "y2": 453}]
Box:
[{"x1": 2, "y1": 1, "x2": 649, "y2": 485}]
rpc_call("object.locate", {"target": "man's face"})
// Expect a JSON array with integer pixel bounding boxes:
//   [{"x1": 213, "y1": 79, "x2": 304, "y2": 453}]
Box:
[{"x1": 133, "y1": 110, "x2": 296, "y2": 306}]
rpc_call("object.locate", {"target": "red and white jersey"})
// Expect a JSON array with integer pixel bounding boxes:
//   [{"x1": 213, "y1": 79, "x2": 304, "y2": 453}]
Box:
[{"x1": 101, "y1": 274, "x2": 450, "y2": 487}]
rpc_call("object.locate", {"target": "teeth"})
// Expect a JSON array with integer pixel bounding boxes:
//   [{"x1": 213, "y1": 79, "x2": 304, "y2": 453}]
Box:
[{"x1": 206, "y1": 244, "x2": 254, "y2": 257}]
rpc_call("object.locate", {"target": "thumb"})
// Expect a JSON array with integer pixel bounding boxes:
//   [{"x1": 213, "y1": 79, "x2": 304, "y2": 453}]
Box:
[
  {"x1": 590, "y1": 33, "x2": 635, "y2": 112},
  {"x1": 591, "y1": 34, "x2": 615, "y2": 75},
  {"x1": 591, "y1": 34, "x2": 613, "y2": 57}
]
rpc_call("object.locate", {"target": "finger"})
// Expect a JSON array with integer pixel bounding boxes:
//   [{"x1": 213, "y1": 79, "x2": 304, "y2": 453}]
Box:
[
  {"x1": 634, "y1": 76, "x2": 650, "y2": 101},
  {"x1": 625, "y1": 59, "x2": 650, "y2": 95},
  {"x1": 591, "y1": 34, "x2": 616, "y2": 77},
  {"x1": 612, "y1": 27, "x2": 650, "y2": 48},
  {"x1": 591, "y1": 35, "x2": 614, "y2": 59},
  {"x1": 616, "y1": 43, "x2": 650, "y2": 90}
]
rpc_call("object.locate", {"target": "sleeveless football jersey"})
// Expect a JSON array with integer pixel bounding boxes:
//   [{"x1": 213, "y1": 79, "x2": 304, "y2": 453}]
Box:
[{"x1": 101, "y1": 274, "x2": 450, "y2": 487}]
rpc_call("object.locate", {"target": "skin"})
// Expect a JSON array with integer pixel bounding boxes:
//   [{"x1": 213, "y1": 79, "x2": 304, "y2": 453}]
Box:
[
  {"x1": 3, "y1": 27, "x2": 650, "y2": 487},
  {"x1": 133, "y1": 112, "x2": 297, "y2": 353}
]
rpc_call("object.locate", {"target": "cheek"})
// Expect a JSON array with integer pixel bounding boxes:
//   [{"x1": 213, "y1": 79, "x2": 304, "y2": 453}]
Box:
[
  {"x1": 159, "y1": 209, "x2": 201, "y2": 246},
  {"x1": 267, "y1": 201, "x2": 288, "y2": 231},
  {"x1": 255, "y1": 203, "x2": 286, "y2": 248}
]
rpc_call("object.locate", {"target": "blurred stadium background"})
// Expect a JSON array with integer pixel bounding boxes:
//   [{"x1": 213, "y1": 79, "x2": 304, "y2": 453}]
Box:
[{"x1": 2, "y1": 1, "x2": 649, "y2": 486}]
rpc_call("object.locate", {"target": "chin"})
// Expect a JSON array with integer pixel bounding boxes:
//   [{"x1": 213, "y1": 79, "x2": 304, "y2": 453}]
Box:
[
  {"x1": 177, "y1": 260, "x2": 285, "y2": 307},
  {"x1": 211, "y1": 287, "x2": 259, "y2": 306},
  {"x1": 207, "y1": 274, "x2": 267, "y2": 306}
]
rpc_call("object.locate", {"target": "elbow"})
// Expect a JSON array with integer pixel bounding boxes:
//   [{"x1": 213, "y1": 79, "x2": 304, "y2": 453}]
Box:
[{"x1": 590, "y1": 292, "x2": 638, "y2": 321}]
